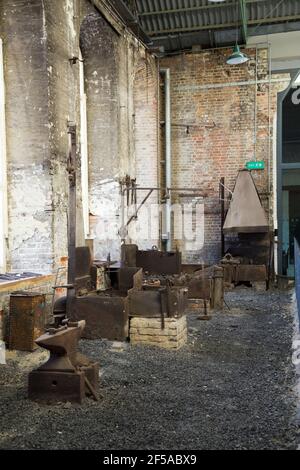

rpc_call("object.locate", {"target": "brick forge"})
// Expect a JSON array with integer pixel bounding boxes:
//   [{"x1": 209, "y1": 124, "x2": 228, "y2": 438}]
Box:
[
  {"x1": 130, "y1": 316, "x2": 188, "y2": 350},
  {"x1": 160, "y1": 48, "x2": 290, "y2": 266}
]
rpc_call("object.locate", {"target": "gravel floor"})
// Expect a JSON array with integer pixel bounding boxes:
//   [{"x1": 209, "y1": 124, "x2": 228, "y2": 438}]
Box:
[{"x1": 0, "y1": 287, "x2": 299, "y2": 450}]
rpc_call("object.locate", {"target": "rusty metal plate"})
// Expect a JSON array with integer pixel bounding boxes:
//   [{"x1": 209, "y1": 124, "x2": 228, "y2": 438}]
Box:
[
  {"x1": 136, "y1": 250, "x2": 182, "y2": 275},
  {"x1": 181, "y1": 264, "x2": 203, "y2": 274},
  {"x1": 222, "y1": 265, "x2": 236, "y2": 284},
  {"x1": 128, "y1": 290, "x2": 161, "y2": 317},
  {"x1": 132, "y1": 269, "x2": 143, "y2": 290},
  {"x1": 9, "y1": 292, "x2": 46, "y2": 352},
  {"x1": 121, "y1": 244, "x2": 138, "y2": 267},
  {"x1": 70, "y1": 294, "x2": 129, "y2": 341},
  {"x1": 235, "y1": 265, "x2": 267, "y2": 282},
  {"x1": 187, "y1": 277, "x2": 212, "y2": 300},
  {"x1": 128, "y1": 288, "x2": 188, "y2": 318},
  {"x1": 75, "y1": 247, "x2": 92, "y2": 293},
  {"x1": 118, "y1": 267, "x2": 141, "y2": 293}
]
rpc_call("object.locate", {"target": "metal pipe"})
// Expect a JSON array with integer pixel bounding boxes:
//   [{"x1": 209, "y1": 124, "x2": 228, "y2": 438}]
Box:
[
  {"x1": 268, "y1": 43, "x2": 272, "y2": 227},
  {"x1": 173, "y1": 77, "x2": 289, "y2": 92},
  {"x1": 160, "y1": 68, "x2": 172, "y2": 251},
  {"x1": 79, "y1": 49, "x2": 90, "y2": 238},
  {"x1": 66, "y1": 124, "x2": 77, "y2": 316},
  {"x1": 254, "y1": 45, "x2": 258, "y2": 160}
]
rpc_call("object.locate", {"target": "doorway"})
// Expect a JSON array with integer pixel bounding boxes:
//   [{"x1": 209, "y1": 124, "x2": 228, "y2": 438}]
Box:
[{"x1": 279, "y1": 85, "x2": 300, "y2": 276}]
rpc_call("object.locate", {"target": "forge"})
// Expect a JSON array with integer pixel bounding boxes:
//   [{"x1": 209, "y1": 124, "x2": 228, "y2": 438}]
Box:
[
  {"x1": 51, "y1": 126, "x2": 189, "y2": 343},
  {"x1": 222, "y1": 170, "x2": 273, "y2": 288}
]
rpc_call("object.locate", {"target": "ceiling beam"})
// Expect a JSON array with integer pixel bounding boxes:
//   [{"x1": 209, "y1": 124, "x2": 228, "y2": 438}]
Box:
[
  {"x1": 138, "y1": 0, "x2": 265, "y2": 17},
  {"x1": 239, "y1": 0, "x2": 248, "y2": 44},
  {"x1": 146, "y1": 15, "x2": 300, "y2": 36}
]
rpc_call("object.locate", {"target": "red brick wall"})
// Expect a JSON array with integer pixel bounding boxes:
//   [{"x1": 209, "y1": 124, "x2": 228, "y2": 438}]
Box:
[{"x1": 160, "y1": 48, "x2": 289, "y2": 264}]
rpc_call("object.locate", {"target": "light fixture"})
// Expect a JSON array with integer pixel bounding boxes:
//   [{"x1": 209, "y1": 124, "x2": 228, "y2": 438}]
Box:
[
  {"x1": 226, "y1": 44, "x2": 249, "y2": 65},
  {"x1": 225, "y1": 0, "x2": 250, "y2": 65},
  {"x1": 208, "y1": 0, "x2": 226, "y2": 2}
]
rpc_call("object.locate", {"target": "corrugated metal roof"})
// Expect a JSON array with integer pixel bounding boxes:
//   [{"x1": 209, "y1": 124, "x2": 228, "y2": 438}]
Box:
[{"x1": 123, "y1": 0, "x2": 300, "y2": 51}]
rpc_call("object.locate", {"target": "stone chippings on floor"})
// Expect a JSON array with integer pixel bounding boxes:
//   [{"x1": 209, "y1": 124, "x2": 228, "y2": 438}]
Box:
[{"x1": 0, "y1": 288, "x2": 299, "y2": 450}]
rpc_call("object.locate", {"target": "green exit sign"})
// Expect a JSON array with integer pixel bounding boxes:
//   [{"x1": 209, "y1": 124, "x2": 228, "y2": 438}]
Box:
[{"x1": 246, "y1": 161, "x2": 265, "y2": 170}]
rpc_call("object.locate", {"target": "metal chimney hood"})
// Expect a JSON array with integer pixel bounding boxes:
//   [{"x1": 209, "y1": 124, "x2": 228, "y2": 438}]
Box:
[{"x1": 223, "y1": 170, "x2": 269, "y2": 234}]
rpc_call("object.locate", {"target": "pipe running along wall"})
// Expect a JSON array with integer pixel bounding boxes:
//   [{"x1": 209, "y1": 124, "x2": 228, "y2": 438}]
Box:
[{"x1": 160, "y1": 68, "x2": 172, "y2": 251}]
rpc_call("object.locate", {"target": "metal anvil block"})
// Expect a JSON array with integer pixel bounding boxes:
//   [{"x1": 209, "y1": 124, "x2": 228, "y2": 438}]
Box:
[
  {"x1": 28, "y1": 370, "x2": 85, "y2": 404},
  {"x1": 28, "y1": 320, "x2": 99, "y2": 404}
]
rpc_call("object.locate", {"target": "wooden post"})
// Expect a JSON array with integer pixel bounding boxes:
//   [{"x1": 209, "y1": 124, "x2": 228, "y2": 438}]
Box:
[{"x1": 211, "y1": 266, "x2": 224, "y2": 310}]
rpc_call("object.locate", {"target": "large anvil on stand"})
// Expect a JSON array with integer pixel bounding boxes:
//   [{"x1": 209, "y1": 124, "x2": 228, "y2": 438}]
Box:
[
  {"x1": 28, "y1": 124, "x2": 99, "y2": 404},
  {"x1": 28, "y1": 320, "x2": 99, "y2": 403}
]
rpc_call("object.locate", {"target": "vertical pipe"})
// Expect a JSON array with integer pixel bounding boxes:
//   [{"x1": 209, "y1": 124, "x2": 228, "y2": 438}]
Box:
[
  {"x1": 79, "y1": 49, "x2": 90, "y2": 238},
  {"x1": 220, "y1": 177, "x2": 225, "y2": 258},
  {"x1": 160, "y1": 68, "x2": 172, "y2": 251},
  {"x1": 254, "y1": 45, "x2": 258, "y2": 160},
  {"x1": 67, "y1": 124, "x2": 77, "y2": 316}
]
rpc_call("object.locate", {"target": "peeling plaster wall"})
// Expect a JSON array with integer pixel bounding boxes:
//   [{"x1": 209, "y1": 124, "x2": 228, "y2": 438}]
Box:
[
  {"x1": 0, "y1": 0, "x2": 53, "y2": 273},
  {"x1": 0, "y1": 0, "x2": 160, "y2": 274},
  {"x1": 80, "y1": 10, "x2": 159, "y2": 260},
  {"x1": 44, "y1": 0, "x2": 86, "y2": 270},
  {"x1": 80, "y1": 11, "x2": 121, "y2": 260}
]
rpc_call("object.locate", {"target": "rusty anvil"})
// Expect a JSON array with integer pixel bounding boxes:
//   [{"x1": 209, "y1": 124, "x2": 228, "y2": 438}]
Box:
[{"x1": 28, "y1": 320, "x2": 99, "y2": 404}]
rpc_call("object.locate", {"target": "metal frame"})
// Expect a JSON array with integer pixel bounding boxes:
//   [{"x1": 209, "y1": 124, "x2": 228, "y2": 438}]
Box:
[
  {"x1": 119, "y1": 184, "x2": 210, "y2": 242},
  {"x1": 239, "y1": 0, "x2": 248, "y2": 44},
  {"x1": 138, "y1": 0, "x2": 276, "y2": 17},
  {"x1": 145, "y1": 15, "x2": 300, "y2": 36},
  {"x1": 277, "y1": 69, "x2": 300, "y2": 276}
]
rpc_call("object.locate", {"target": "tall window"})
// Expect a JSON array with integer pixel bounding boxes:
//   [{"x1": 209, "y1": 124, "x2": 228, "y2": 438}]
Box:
[{"x1": 0, "y1": 38, "x2": 8, "y2": 273}]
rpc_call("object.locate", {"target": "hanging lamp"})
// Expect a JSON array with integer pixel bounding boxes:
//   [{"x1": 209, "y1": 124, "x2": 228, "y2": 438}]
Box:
[
  {"x1": 226, "y1": 44, "x2": 249, "y2": 65},
  {"x1": 226, "y1": 0, "x2": 249, "y2": 65}
]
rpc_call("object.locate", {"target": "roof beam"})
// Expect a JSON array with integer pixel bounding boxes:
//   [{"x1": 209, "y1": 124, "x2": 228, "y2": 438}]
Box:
[
  {"x1": 239, "y1": 0, "x2": 248, "y2": 44},
  {"x1": 146, "y1": 15, "x2": 300, "y2": 37},
  {"x1": 138, "y1": 0, "x2": 265, "y2": 17}
]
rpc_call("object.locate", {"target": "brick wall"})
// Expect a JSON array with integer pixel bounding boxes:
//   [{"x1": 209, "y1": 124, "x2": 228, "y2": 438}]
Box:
[{"x1": 160, "y1": 48, "x2": 290, "y2": 264}]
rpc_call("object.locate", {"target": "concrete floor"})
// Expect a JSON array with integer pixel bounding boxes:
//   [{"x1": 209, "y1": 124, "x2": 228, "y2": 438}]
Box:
[{"x1": 0, "y1": 288, "x2": 299, "y2": 450}]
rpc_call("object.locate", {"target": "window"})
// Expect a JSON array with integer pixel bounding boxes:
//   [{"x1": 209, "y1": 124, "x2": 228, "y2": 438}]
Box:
[{"x1": 282, "y1": 87, "x2": 300, "y2": 163}]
